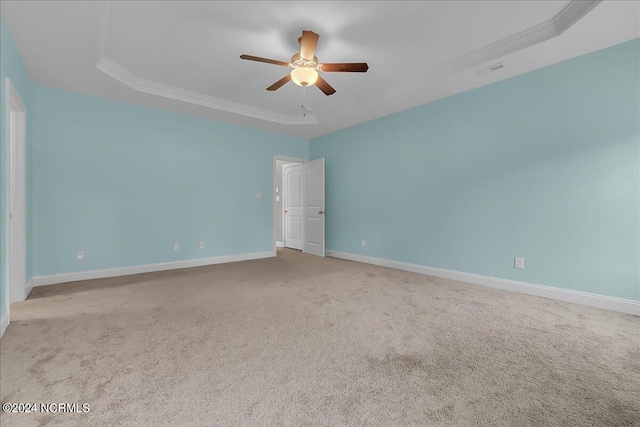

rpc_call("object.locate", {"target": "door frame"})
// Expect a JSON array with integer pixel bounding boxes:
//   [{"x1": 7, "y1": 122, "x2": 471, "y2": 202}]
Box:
[
  {"x1": 5, "y1": 78, "x2": 27, "y2": 324},
  {"x1": 272, "y1": 155, "x2": 306, "y2": 255}
]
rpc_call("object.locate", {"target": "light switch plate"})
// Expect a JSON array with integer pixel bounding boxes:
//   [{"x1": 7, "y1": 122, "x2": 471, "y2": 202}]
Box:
[
  {"x1": 276, "y1": 187, "x2": 279, "y2": 193},
  {"x1": 199, "y1": 241, "x2": 205, "y2": 250},
  {"x1": 174, "y1": 243, "x2": 180, "y2": 252},
  {"x1": 276, "y1": 196, "x2": 280, "y2": 202},
  {"x1": 256, "y1": 192, "x2": 262, "y2": 199}
]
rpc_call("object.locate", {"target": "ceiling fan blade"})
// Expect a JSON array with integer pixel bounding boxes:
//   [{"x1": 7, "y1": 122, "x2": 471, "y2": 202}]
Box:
[
  {"x1": 266, "y1": 74, "x2": 292, "y2": 91},
  {"x1": 315, "y1": 76, "x2": 336, "y2": 96},
  {"x1": 320, "y1": 63, "x2": 369, "y2": 72},
  {"x1": 240, "y1": 54, "x2": 290, "y2": 67},
  {"x1": 299, "y1": 31, "x2": 319, "y2": 61}
]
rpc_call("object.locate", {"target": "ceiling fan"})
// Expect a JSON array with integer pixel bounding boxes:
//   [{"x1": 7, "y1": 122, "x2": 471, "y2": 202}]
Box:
[{"x1": 240, "y1": 30, "x2": 369, "y2": 96}]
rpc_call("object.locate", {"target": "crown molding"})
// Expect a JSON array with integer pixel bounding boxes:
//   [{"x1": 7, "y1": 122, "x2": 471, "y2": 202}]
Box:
[
  {"x1": 95, "y1": 2, "x2": 316, "y2": 125},
  {"x1": 435, "y1": 0, "x2": 602, "y2": 75},
  {"x1": 318, "y1": 0, "x2": 602, "y2": 127},
  {"x1": 96, "y1": 57, "x2": 317, "y2": 125}
]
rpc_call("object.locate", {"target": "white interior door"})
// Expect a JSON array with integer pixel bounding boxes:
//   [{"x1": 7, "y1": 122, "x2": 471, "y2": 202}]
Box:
[
  {"x1": 6, "y1": 79, "x2": 27, "y2": 304},
  {"x1": 283, "y1": 163, "x2": 304, "y2": 250},
  {"x1": 303, "y1": 158, "x2": 325, "y2": 257}
]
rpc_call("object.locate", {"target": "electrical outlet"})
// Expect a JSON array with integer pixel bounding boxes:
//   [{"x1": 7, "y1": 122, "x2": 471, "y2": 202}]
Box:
[
  {"x1": 76, "y1": 250, "x2": 84, "y2": 260},
  {"x1": 199, "y1": 241, "x2": 205, "y2": 250},
  {"x1": 514, "y1": 257, "x2": 524, "y2": 269},
  {"x1": 174, "y1": 243, "x2": 180, "y2": 252},
  {"x1": 361, "y1": 240, "x2": 366, "y2": 247}
]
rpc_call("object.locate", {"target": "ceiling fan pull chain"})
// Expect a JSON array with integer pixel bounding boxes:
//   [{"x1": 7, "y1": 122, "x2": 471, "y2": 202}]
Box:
[{"x1": 302, "y1": 86, "x2": 306, "y2": 118}]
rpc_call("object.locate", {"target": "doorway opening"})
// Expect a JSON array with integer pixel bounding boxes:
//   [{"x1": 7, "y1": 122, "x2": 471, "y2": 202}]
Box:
[
  {"x1": 4, "y1": 78, "x2": 28, "y2": 328},
  {"x1": 273, "y1": 157, "x2": 304, "y2": 251},
  {"x1": 273, "y1": 155, "x2": 325, "y2": 257}
]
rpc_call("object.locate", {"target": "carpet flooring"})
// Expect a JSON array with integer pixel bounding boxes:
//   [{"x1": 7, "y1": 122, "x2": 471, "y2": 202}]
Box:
[{"x1": 1, "y1": 249, "x2": 639, "y2": 426}]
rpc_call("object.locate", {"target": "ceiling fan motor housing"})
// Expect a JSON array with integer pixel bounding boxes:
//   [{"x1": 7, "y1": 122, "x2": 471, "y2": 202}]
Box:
[{"x1": 290, "y1": 53, "x2": 319, "y2": 69}]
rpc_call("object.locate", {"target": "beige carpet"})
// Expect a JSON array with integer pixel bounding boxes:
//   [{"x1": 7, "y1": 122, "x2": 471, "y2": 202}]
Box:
[{"x1": 1, "y1": 249, "x2": 638, "y2": 426}]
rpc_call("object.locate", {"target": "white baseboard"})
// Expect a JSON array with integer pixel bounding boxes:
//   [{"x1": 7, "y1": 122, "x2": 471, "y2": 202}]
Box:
[
  {"x1": 1, "y1": 311, "x2": 8, "y2": 338},
  {"x1": 276, "y1": 241, "x2": 284, "y2": 248},
  {"x1": 327, "y1": 250, "x2": 639, "y2": 316},
  {"x1": 31, "y1": 251, "x2": 276, "y2": 288}
]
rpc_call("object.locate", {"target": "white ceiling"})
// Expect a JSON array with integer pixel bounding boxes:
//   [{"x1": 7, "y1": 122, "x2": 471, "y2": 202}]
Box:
[{"x1": 2, "y1": 1, "x2": 638, "y2": 139}]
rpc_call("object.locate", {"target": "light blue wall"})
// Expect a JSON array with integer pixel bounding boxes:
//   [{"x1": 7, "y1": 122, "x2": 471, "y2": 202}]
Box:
[
  {"x1": 1, "y1": 15, "x2": 32, "y2": 318},
  {"x1": 310, "y1": 38, "x2": 640, "y2": 302},
  {"x1": 31, "y1": 85, "x2": 307, "y2": 276}
]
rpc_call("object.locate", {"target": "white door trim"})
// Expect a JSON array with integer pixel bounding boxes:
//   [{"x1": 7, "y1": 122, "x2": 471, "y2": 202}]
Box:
[
  {"x1": 5, "y1": 78, "x2": 27, "y2": 326},
  {"x1": 0, "y1": 311, "x2": 8, "y2": 338},
  {"x1": 273, "y1": 155, "x2": 306, "y2": 254}
]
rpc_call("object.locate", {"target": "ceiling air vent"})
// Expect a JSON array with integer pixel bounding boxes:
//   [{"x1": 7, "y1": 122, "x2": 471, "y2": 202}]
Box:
[{"x1": 475, "y1": 62, "x2": 504, "y2": 76}]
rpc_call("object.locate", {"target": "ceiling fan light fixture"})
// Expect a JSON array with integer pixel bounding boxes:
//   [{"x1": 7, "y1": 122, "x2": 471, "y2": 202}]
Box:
[
  {"x1": 291, "y1": 67, "x2": 318, "y2": 87},
  {"x1": 240, "y1": 30, "x2": 367, "y2": 95}
]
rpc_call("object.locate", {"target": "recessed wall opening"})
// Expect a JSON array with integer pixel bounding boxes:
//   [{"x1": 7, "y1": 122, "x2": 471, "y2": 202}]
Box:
[
  {"x1": 272, "y1": 155, "x2": 326, "y2": 257},
  {"x1": 5, "y1": 78, "x2": 28, "y2": 325},
  {"x1": 273, "y1": 157, "x2": 303, "y2": 250}
]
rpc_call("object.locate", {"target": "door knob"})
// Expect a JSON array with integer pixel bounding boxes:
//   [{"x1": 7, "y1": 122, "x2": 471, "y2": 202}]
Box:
[
  {"x1": 318, "y1": 210, "x2": 326, "y2": 214},
  {"x1": 284, "y1": 210, "x2": 288, "y2": 213}
]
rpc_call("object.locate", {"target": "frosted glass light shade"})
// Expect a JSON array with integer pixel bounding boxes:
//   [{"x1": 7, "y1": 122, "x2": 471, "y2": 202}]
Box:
[{"x1": 291, "y1": 68, "x2": 318, "y2": 87}]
